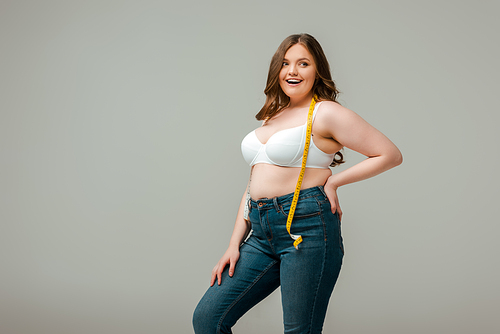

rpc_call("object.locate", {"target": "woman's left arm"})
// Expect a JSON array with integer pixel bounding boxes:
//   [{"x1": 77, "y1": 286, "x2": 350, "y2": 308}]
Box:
[{"x1": 320, "y1": 102, "x2": 403, "y2": 219}]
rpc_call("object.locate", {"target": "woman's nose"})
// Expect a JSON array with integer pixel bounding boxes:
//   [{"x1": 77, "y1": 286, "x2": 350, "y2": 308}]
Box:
[{"x1": 288, "y1": 64, "x2": 297, "y2": 75}]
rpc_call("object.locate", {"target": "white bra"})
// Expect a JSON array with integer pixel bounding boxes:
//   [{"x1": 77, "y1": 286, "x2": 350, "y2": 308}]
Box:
[{"x1": 241, "y1": 102, "x2": 334, "y2": 169}]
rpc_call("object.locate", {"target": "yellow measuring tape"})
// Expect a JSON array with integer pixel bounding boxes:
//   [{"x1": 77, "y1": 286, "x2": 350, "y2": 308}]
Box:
[{"x1": 287, "y1": 96, "x2": 317, "y2": 249}]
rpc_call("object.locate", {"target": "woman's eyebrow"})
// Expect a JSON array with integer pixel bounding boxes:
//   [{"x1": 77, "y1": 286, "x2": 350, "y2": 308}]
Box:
[{"x1": 283, "y1": 57, "x2": 311, "y2": 62}]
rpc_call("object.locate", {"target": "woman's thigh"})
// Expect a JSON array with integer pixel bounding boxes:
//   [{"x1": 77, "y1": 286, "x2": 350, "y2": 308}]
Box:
[
  {"x1": 193, "y1": 242, "x2": 281, "y2": 334},
  {"x1": 279, "y1": 203, "x2": 344, "y2": 333}
]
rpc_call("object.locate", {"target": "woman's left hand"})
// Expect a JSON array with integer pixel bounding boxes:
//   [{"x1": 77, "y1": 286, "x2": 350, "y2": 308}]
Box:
[{"x1": 324, "y1": 177, "x2": 342, "y2": 221}]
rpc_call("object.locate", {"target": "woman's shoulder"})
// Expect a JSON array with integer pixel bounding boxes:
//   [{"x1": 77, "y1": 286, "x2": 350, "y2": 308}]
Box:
[
  {"x1": 316, "y1": 100, "x2": 356, "y2": 123},
  {"x1": 317, "y1": 100, "x2": 348, "y2": 110}
]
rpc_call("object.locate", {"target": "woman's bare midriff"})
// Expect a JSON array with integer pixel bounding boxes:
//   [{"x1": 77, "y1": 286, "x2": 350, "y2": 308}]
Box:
[{"x1": 249, "y1": 163, "x2": 332, "y2": 200}]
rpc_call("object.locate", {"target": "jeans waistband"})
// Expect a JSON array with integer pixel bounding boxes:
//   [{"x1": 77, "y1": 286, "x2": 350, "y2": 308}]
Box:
[{"x1": 250, "y1": 186, "x2": 327, "y2": 209}]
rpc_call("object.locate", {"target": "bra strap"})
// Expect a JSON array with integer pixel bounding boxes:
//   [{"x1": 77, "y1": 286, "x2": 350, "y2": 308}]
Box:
[{"x1": 312, "y1": 101, "x2": 322, "y2": 121}]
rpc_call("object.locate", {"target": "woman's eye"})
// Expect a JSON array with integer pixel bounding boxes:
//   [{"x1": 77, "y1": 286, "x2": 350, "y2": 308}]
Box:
[
  {"x1": 282, "y1": 62, "x2": 288, "y2": 66},
  {"x1": 300, "y1": 62, "x2": 308, "y2": 66}
]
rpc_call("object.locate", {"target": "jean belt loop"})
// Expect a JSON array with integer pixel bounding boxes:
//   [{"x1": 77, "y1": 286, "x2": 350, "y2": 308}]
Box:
[
  {"x1": 273, "y1": 197, "x2": 280, "y2": 212},
  {"x1": 318, "y1": 185, "x2": 327, "y2": 197}
]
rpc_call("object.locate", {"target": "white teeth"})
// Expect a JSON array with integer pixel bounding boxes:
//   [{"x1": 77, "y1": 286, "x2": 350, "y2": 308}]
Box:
[{"x1": 287, "y1": 79, "x2": 301, "y2": 83}]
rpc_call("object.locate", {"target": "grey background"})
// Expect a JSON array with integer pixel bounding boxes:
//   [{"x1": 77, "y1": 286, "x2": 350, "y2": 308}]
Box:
[{"x1": 1, "y1": 0, "x2": 499, "y2": 333}]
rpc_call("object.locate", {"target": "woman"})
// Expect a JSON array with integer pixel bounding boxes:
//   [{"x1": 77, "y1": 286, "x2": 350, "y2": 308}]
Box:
[{"x1": 193, "y1": 33, "x2": 402, "y2": 334}]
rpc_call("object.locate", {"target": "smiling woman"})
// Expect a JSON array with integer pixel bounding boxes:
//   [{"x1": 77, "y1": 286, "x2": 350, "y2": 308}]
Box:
[
  {"x1": 192, "y1": 33, "x2": 402, "y2": 334},
  {"x1": 279, "y1": 44, "x2": 317, "y2": 100}
]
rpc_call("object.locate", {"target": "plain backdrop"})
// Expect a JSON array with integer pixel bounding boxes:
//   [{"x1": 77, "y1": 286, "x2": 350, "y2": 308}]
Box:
[{"x1": 1, "y1": 0, "x2": 499, "y2": 333}]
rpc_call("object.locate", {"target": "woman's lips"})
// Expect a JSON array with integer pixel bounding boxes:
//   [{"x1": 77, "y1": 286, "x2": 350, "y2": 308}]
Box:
[{"x1": 286, "y1": 79, "x2": 303, "y2": 86}]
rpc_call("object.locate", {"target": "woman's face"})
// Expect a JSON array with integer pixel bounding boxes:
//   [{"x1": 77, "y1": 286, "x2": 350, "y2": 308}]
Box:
[{"x1": 279, "y1": 43, "x2": 317, "y2": 100}]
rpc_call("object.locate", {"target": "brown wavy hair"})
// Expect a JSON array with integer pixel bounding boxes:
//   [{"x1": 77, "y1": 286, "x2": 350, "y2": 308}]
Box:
[{"x1": 256, "y1": 33, "x2": 344, "y2": 167}]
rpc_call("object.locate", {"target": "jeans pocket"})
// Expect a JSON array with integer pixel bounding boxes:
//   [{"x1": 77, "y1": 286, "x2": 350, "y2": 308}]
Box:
[{"x1": 278, "y1": 197, "x2": 321, "y2": 219}]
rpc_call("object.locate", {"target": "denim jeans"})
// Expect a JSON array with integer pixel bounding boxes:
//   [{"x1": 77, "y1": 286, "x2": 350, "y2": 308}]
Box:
[{"x1": 193, "y1": 186, "x2": 344, "y2": 334}]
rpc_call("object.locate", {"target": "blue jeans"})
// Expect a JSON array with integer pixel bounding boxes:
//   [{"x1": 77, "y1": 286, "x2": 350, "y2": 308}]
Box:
[{"x1": 193, "y1": 186, "x2": 344, "y2": 334}]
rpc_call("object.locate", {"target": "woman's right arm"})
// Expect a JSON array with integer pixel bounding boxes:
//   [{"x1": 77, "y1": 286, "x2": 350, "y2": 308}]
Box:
[{"x1": 210, "y1": 182, "x2": 252, "y2": 286}]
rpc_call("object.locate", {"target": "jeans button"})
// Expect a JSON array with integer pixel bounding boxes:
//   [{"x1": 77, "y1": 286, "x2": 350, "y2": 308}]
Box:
[{"x1": 258, "y1": 202, "x2": 264, "y2": 207}]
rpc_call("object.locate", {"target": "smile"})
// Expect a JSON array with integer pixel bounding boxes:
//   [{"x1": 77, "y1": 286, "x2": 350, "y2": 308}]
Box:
[{"x1": 286, "y1": 79, "x2": 303, "y2": 85}]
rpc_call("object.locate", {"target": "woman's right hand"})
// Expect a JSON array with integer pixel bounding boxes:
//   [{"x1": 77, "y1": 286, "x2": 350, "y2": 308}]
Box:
[
  {"x1": 324, "y1": 176, "x2": 342, "y2": 222},
  {"x1": 210, "y1": 246, "x2": 240, "y2": 286}
]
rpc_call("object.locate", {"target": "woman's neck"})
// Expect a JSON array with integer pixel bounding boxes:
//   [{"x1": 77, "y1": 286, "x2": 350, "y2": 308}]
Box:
[{"x1": 287, "y1": 93, "x2": 314, "y2": 109}]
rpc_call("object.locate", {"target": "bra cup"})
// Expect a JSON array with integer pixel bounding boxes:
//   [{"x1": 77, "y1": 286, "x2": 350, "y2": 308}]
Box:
[
  {"x1": 308, "y1": 139, "x2": 335, "y2": 168},
  {"x1": 265, "y1": 126, "x2": 304, "y2": 166},
  {"x1": 241, "y1": 131, "x2": 261, "y2": 165}
]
